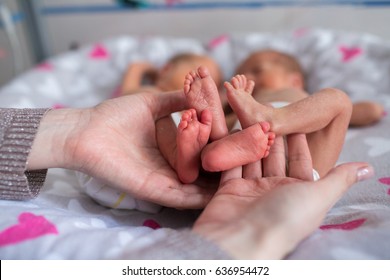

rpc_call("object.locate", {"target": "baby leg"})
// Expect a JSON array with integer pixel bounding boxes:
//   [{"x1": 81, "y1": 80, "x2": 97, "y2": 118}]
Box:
[
  {"x1": 201, "y1": 122, "x2": 275, "y2": 172},
  {"x1": 176, "y1": 109, "x2": 212, "y2": 183},
  {"x1": 184, "y1": 66, "x2": 228, "y2": 141},
  {"x1": 304, "y1": 88, "x2": 352, "y2": 176},
  {"x1": 262, "y1": 88, "x2": 352, "y2": 176},
  {"x1": 224, "y1": 74, "x2": 273, "y2": 129},
  {"x1": 225, "y1": 75, "x2": 352, "y2": 176}
]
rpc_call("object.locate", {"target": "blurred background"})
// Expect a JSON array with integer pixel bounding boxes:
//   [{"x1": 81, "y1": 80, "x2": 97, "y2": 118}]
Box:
[{"x1": 1, "y1": 0, "x2": 389, "y2": 87}]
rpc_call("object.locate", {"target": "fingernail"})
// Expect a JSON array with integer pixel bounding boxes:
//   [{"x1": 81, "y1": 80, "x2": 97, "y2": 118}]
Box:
[{"x1": 357, "y1": 165, "x2": 375, "y2": 181}]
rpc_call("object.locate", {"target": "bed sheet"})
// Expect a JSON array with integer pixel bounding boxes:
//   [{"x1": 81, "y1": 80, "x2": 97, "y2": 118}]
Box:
[{"x1": 0, "y1": 28, "x2": 389, "y2": 259}]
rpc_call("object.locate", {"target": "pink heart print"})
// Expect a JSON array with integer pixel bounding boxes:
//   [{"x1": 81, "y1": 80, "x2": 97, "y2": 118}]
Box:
[
  {"x1": 142, "y1": 219, "x2": 161, "y2": 230},
  {"x1": 378, "y1": 177, "x2": 390, "y2": 195},
  {"x1": 293, "y1": 28, "x2": 309, "y2": 38},
  {"x1": 208, "y1": 35, "x2": 229, "y2": 49},
  {"x1": 52, "y1": 103, "x2": 66, "y2": 109},
  {"x1": 379, "y1": 177, "x2": 390, "y2": 185},
  {"x1": 0, "y1": 212, "x2": 58, "y2": 247},
  {"x1": 339, "y1": 46, "x2": 362, "y2": 62},
  {"x1": 89, "y1": 44, "x2": 109, "y2": 59},
  {"x1": 166, "y1": 0, "x2": 183, "y2": 6},
  {"x1": 320, "y1": 218, "x2": 366, "y2": 231},
  {"x1": 36, "y1": 62, "x2": 53, "y2": 71}
]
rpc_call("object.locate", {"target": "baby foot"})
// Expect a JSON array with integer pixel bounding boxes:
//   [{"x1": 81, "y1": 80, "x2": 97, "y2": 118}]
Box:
[
  {"x1": 224, "y1": 74, "x2": 272, "y2": 129},
  {"x1": 176, "y1": 108, "x2": 212, "y2": 183},
  {"x1": 262, "y1": 122, "x2": 276, "y2": 158},
  {"x1": 184, "y1": 66, "x2": 228, "y2": 141},
  {"x1": 201, "y1": 121, "x2": 275, "y2": 172}
]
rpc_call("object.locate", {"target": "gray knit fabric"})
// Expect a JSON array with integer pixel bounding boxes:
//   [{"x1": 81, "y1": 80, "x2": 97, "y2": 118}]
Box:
[{"x1": 0, "y1": 108, "x2": 49, "y2": 200}]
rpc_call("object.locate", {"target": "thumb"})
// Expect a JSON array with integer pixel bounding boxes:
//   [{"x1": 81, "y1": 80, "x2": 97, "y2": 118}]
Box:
[
  {"x1": 315, "y1": 162, "x2": 374, "y2": 205},
  {"x1": 148, "y1": 90, "x2": 187, "y2": 120},
  {"x1": 266, "y1": 162, "x2": 374, "y2": 259},
  {"x1": 219, "y1": 165, "x2": 243, "y2": 186}
]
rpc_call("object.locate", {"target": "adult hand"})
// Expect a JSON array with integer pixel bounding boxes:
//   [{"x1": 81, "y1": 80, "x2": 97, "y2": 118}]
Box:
[
  {"x1": 27, "y1": 91, "x2": 215, "y2": 209},
  {"x1": 193, "y1": 133, "x2": 374, "y2": 259}
]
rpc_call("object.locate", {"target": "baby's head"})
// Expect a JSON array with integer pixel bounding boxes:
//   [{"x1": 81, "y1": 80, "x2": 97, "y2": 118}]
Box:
[
  {"x1": 236, "y1": 49, "x2": 305, "y2": 90},
  {"x1": 157, "y1": 53, "x2": 222, "y2": 91}
]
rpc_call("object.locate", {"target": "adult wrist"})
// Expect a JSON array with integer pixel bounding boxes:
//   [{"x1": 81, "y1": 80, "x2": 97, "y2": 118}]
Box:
[
  {"x1": 27, "y1": 108, "x2": 87, "y2": 170},
  {"x1": 193, "y1": 219, "x2": 277, "y2": 259},
  {"x1": 194, "y1": 214, "x2": 298, "y2": 260}
]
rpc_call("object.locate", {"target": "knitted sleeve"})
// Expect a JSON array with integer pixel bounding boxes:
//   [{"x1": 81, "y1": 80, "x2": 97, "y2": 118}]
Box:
[{"x1": 0, "y1": 108, "x2": 49, "y2": 200}]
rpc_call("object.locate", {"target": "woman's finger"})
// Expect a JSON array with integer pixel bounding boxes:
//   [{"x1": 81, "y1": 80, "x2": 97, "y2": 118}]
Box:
[
  {"x1": 220, "y1": 165, "x2": 242, "y2": 186},
  {"x1": 245, "y1": 162, "x2": 374, "y2": 259},
  {"x1": 313, "y1": 162, "x2": 374, "y2": 205},
  {"x1": 286, "y1": 133, "x2": 314, "y2": 181},
  {"x1": 262, "y1": 136, "x2": 286, "y2": 177},
  {"x1": 147, "y1": 90, "x2": 187, "y2": 120},
  {"x1": 243, "y1": 160, "x2": 262, "y2": 179}
]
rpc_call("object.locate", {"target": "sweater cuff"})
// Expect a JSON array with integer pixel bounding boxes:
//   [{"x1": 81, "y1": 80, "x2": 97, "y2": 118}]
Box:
[{"x1": 0, "y1": 108, "x2": 49, "y2": 200}]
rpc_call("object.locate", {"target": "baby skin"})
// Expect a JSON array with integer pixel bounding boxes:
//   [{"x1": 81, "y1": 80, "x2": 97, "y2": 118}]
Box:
[
  {"x1": 184, "y1": 66, "x2": 229, "y2": 141},
  {"x1": 179, "y1": 66, "x2": 274, "y2": 175},
  {"x1": 201, "y1": 122, "x2": 274, "y2": 172},
  {"x1": 224, "y1": 74, "x2": 352, "y2": 177},
  {"x1": 176, "y1": 109, "x2": 212, "y2": 183}
]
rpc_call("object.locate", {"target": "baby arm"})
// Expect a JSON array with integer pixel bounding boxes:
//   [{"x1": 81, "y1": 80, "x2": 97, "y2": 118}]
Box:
[
  {"x1": 350, "y1": 101, "x2": 384, "y2": 127},
  {"x1": 120, "y1": 62, "x2": 158, "y2": 95}
]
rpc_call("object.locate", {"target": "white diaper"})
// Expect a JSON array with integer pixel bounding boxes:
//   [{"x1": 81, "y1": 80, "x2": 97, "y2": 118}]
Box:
[
  {"x1": 76, "y1": 172, "x2": 162, "y2": 213},
  {"x1": 270, "y1": 101, "x2": 290, "y2": 108},
  {"x1": 312, "y1": 169, "x2": 320, "y2": 181},
  {"x1": 171, "y1": 111, "x2": 182, "y2": 127}
]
